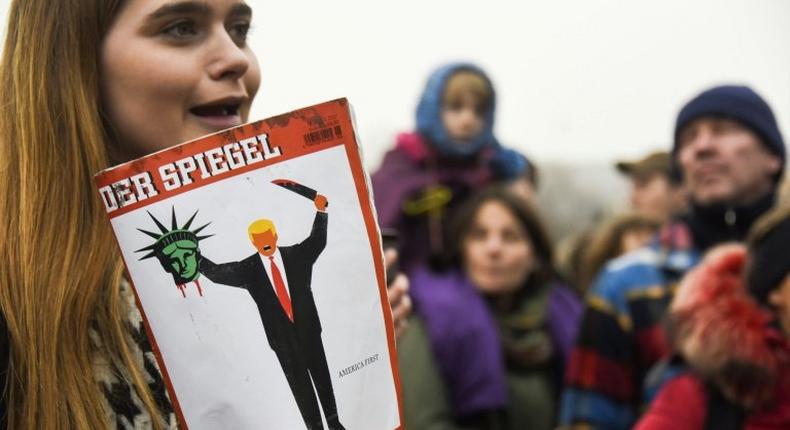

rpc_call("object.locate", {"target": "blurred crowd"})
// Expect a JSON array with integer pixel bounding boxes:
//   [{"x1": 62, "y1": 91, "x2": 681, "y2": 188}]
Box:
[{"x1": 373, "y1": 62, "x2": 790, "y2": 430}]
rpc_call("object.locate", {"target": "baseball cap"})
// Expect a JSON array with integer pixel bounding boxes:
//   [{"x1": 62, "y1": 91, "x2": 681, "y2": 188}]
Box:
[{"x1": 615, "y1": 151, "x2": 673, "y2": 182}]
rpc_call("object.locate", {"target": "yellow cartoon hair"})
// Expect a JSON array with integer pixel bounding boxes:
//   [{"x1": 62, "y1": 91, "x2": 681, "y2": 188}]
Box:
[{"x1": 248, "y1": 219, "x2": 277, "y2": 240}]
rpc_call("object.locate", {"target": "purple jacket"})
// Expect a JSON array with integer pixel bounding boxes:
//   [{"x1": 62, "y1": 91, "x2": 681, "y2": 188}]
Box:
[
  {"x1": 371, "y1": 132, "x2": 493, "y2": 272},
  {"x1": 409, "y1": 265, "x2": 583, "y2": 417}
]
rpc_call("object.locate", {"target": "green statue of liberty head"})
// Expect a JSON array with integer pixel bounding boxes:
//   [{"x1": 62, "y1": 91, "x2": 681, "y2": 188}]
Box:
[{"x1": 136, "y1": 207, "x2": 212, "y2": 284}]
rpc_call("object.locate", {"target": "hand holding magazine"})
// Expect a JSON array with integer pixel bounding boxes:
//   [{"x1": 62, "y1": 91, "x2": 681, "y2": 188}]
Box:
[{"x1": 95, "y1": 99, "x2": 402, "y2": 430}]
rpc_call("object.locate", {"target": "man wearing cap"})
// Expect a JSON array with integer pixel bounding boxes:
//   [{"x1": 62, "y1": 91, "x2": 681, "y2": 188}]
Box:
[
  {"x1": 616, "y1": 151, "x2": 688, "y2": 222},
  {"x1": 560, "y1": 85, "x2": 785, "y2": 430}
]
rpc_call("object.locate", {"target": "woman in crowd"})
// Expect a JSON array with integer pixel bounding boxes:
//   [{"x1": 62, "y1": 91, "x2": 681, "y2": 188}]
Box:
[
  {"x1": 398, "y1": 187, "x2": 582, "y2": 429},
  {"x1": 577, "y1": 212, "x2": 661, "y2": 295},
  {"x1": 635, "y1": 206, "x2": 790, "y2": 430},
  {"x1": 0, "y1": 1, "x2": 410, "y2": 428}
]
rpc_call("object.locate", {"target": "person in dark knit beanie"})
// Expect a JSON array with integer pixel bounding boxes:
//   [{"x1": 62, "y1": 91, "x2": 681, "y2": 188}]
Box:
[
  {"x1": 672, "y1": 84, "x2": 785, "y2": 248},
  {"x1": 561, "y1": 83, "x2": 787, "y2": 430},
  {"x1": 672, "y1": 85, "x2": 785, "y2": 181}
]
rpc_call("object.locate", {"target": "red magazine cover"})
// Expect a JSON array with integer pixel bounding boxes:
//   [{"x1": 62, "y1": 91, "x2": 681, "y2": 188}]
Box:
[{"x1": 95, "y1": 99, "x2": 403, "y2": 430}]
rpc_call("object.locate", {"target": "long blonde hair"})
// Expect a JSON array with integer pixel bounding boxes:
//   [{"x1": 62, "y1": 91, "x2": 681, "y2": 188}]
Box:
[{"x1": 0, "y1": 1, "x2": 166, "y2": 428}]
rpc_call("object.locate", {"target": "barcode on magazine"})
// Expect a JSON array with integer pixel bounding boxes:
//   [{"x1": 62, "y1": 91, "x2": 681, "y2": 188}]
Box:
[{"x1": 304, "y1": 126, "x2": 343, "y2": 146}]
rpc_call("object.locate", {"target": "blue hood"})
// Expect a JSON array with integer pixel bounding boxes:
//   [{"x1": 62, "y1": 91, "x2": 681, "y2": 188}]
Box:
[{"x1": 415, "y1": 62, "x2": 499, "y2": 158}]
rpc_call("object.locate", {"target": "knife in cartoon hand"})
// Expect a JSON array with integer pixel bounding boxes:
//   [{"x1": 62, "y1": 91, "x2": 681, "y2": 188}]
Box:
[{"x1": 272, "y1": 179, "x2": 328, "y2": 208}]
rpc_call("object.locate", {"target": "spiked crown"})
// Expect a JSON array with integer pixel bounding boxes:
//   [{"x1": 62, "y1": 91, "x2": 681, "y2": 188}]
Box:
[{"x1": 136, "y1": 207, "x2": 212, "y2": 260}]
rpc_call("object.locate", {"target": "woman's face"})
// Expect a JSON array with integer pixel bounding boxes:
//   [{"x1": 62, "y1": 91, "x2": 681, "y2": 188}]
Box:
[
  {"x1": 101, "y1": 0, "x2": 261, "y2": 160},
  {"x1": 463, "y1": 200, "x2": 534, "y2": 295}
]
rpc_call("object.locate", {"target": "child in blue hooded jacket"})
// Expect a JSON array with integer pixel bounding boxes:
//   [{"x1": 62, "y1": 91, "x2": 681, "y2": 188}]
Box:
[{"x1": 371, "y1": 62, "x2": 528, "y2": 274}]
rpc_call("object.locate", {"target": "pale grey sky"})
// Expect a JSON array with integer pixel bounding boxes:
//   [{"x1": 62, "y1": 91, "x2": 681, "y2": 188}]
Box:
[{"x1": 2, "y1": 0, "x2": 789, "y2": 168}]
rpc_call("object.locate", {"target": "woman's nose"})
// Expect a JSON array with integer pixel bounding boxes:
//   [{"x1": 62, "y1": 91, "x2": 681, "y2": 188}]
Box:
[
  {"x1": 484, "y1": 236, "x2": 503, "y2": 254},
  {"x1": 207, "y1": 28, "x2": 251, "y2": 81}
]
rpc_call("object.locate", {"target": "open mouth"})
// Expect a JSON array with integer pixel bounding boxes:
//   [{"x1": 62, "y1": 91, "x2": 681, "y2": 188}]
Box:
[
  {"x1": 189, "y1": 99, "x2": 245, "y2": 130},
  {"x1": 263, "y1": 245, "x2": 272, "y2": 251},
  {"x1": 190, "y1": 103, "x2": 241, "y2": 117}
]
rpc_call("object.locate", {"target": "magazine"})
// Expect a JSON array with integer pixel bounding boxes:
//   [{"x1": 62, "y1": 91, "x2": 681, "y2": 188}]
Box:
[{"x1": 95, "y1": 99, "x2": 403, "y2": 430}]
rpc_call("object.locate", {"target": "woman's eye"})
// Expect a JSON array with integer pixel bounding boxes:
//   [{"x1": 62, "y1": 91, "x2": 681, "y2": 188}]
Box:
[
  {"x1": 163, "y1": 20, "x2": 198, "y2": 39},
  {"x1": 228, "y1": 21, "x2": 252, "y2": 44},
  {"x1": 502, "y1": 229, "x2": 526, "y2": 244}
]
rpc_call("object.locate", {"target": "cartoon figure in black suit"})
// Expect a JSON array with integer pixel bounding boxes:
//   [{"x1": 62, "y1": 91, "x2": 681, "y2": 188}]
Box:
[{"x1": 198, "y1": 180, "x2": 344, "y2": 430}]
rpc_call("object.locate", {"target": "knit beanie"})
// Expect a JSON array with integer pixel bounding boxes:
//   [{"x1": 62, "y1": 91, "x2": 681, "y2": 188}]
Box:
[{"x1": 673, "y1": 85, "x2": 786, "y2": 180}]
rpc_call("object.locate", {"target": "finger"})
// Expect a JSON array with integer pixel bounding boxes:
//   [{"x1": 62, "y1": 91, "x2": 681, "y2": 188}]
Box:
[
  {"x1": 387, "y1": 274, "x2": 409, "y2": 302},
  {"x1": 392, "y1": 294, "x2": 412, "y2": 321},
  {"x1": 394, "y1": 318, "x2": 409, "y2": 338},
  {"x1": 392, "y1": 273, "x2": 409, "y2": 293},
  {"x1": 384, "y1": 248, "x2": 398, "y2": 268},
  {"x1": 389, "y1": 277, "x2": 412, "y2": 321},
  {"x1": 394, "y1": 304, "x2": 410, "y2": 338},
  {"x1": 387, "y1": 283, "x2": 404, "y2": 306}
]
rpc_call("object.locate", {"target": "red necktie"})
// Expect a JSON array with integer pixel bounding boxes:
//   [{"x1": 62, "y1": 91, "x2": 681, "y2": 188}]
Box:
[{"x1": 269, "y1": 256, "x2": 293, "y2": 322}]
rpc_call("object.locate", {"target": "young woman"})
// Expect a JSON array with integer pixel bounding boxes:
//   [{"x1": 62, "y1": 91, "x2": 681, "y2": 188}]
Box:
[
  {"x1": 398, "y1": 187, "x2": 582, "y2": 430},
  {"x1": 578, "y1": 212, "x2": 662, "y2": 295},
  {"x1": 0, "y1": 1, "x2": 409, "y2": 428}
]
